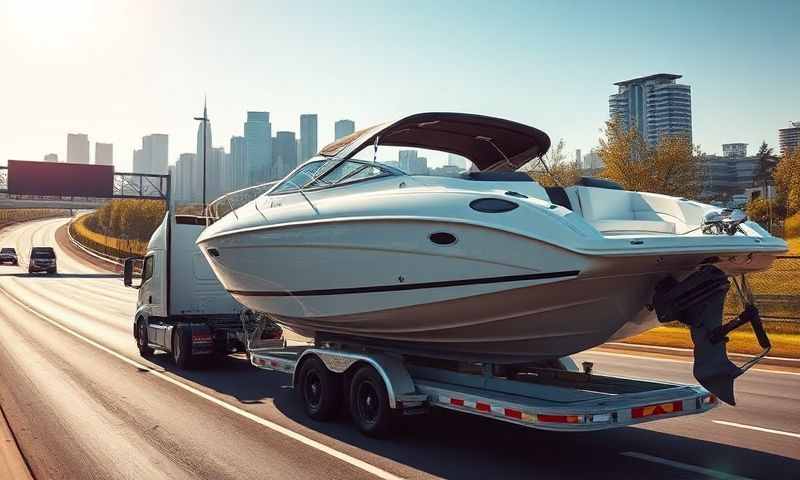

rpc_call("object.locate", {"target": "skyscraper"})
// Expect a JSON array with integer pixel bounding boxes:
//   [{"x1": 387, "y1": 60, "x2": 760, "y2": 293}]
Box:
[
  {"x1": 575, "y1": 149, "x2": 582, "y2": 167},
  {"x1": 399, "y1": 150, "x2": 427, "y2": 174},
  {"x1": 133, "y1": 148, "x2": 145, "y2": 173},
  {"x1": 447, "y1": 153, "x2": 467, "y2": 169},
  {"x1": 143, "y1": 134, "x2": 168, "y2": 174},
  {"x1": 95, "y1": 142, "x2": 113, "y2": 166},
  {"x1": 206, "y1": 146, "x2": 226, "y2": 200},
  {"x1": 67, "y1": 133, "x2": 90, "y2": 163},
  {"x1": 176, "y1": 153, "x2": 195, "y2": 202},
  {"x1": 609, "y1": 74, "x2": 692, "y2": 145},
  {"x1": 229, "y1": 136, "x2": 247, "y2": 190},
  {"x1": 245, "y1": 111, "x2": 271, "y2": 185},
  {"x1": 335, "y1": 119, "x2": 355, "y2": 140},
  {"x1": 779, "y1": 121, "x2": 800, "y2": 157},
  {"x1": 195, "y1": 105, "x2": 213, "y2": 204},
  {"x1": 44, "y1": 153, "x2": 58, "y2": 162},
  {"x1": 273, "y1": 131, "x2": 298, "y2": 179},
  {"x1": 299, "y1": 114, "x2": 318, "y2": 163}
]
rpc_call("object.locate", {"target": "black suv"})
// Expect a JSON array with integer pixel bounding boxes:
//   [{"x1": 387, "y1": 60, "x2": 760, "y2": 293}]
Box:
[
  {"x1": 29, "y1": 247, "x2": 57, "y2": 274},
  {"x1": 0, "y1": 247, "x2": 18, "y2": 265}
]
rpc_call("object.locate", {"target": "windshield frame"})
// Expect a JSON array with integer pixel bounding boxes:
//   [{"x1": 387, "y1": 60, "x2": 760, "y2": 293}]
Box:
[{"x1": 267, "y1": 158, "x2": 403, "y2": 196}]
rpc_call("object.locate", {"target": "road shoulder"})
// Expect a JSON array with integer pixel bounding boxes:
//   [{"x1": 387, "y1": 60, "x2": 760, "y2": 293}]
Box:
[
  {"x1": 55, "y1": 220, "x2": 120, "y2": 273},
  {"x1": 0, "y1": 405, "x2": 32, "y2": 480}
]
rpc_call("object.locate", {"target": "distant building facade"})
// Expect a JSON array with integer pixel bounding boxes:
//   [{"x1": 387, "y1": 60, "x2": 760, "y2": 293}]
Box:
[
  {"x1": 779, "y1": 121, "x2": 800, "y2": 157},
  {"x1": 299, "y1": 114, "x2": 318, "y2": 163},
  {"x1": 582, "y1": 150, "x2": 603, "y2": 170},
  {"x1": 133, "y1": 134, "x2": 168, "y2": 174},
  {"x1": 609, "y1": 73, "x2": 692, "y2": 145},
  {"x1": 245, "y1": 111, "x2": 271, "y2": 185},
  {"x1": 335, "y1": 119, "x2": 355, "y2": 140},
  {"x1": 95, "y1": 142, "x2": 113, "y2": 166},
  {"x1": 175, "y1": 153, "x2": 195, "y2": 203},
  {"x1": 447, "y1": 153, "x2": 467, "y2": 169},
  {"x1": 722, "y1": 143, "x2": 748, "y2": 158},
  {"x1": 700, "y1": 144, "x2": 759, "y2": 201},
  {"x1": 44, "y1": 153, "x2": 58, "y2": 162},
  {"x1": 229, "y1": 136, "x2": 247, "y2": 191},
  {"x1": 399, "y1": 150, "x2": 428, "y2": 174},
  {"x1": 194, "y1": 111, "x2": 213, "y2": 204},
  {"x1": 273, "y1": 131, "x2": 298, "y2": 179},
  {"x1": 67, "y1": 133, "x2": 90, "y2": 163}
]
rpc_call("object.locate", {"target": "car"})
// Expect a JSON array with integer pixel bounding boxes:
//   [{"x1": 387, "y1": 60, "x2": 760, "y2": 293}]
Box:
[
  {"x1": 28, "y1": 247, "x2": 57, "y2": 274},
  {"x1": 0, "y1": 247, "x2": 18, "y2": 265}
]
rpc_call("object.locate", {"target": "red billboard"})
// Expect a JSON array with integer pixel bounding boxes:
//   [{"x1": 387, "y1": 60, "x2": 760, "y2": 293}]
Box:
[{"x1": 7, "y1": 160, "x2": 114, "y2": 197}]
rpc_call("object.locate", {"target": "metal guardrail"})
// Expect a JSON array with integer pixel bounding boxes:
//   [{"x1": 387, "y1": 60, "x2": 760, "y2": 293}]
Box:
[{"x1": 67, "y1": 215, "x2": 128, "y2": 267}]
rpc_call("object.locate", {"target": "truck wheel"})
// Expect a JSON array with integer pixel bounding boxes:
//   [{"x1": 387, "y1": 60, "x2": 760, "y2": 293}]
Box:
[
  {"x1": 349, "y1": 365, "x2": 392, "y2": 437},
  {"x1": 297, "y1": 356, "x2": 341, "y2": 421},
  {"x1": 172, "y1": 326, "x2": 194, "y2": 369},
  {"x1": 136, "y1": 319, "x2": 154, "y2": 357}
]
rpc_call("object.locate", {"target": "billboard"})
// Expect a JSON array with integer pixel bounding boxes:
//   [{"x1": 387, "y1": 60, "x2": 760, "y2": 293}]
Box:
[{"x1": 7, "y1": 160, "x2": 114, "y2": 197}]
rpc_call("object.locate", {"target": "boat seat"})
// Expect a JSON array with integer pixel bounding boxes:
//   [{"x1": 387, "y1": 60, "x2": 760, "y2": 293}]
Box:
[
  {"x1": 545, "y1": 187, "x2": 572, "y2": 210},
  {"x1": 590, "y1": 219, "x2": 677, "y2": 235}
]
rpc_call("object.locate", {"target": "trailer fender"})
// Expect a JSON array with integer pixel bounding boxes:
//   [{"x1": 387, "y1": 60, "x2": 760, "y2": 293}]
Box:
[{"x1": 295, "y1": 350, "x2": 416, "y2": 409}]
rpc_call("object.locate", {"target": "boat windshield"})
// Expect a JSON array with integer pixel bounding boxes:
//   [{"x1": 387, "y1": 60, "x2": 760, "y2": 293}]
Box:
[{"x1": 269, "y1": 159, "x2": 399, "y2": 195}]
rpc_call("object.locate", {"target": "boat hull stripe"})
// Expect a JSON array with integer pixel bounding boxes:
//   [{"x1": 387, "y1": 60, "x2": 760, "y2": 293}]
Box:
[{"x1": 227, "y1": 270, "x2": 580, "y2": 297}]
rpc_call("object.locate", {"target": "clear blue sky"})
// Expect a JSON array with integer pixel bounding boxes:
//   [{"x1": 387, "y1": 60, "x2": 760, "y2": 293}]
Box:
[{"x1": 1, "y1": 0, "x2": 797, "y2": 170}]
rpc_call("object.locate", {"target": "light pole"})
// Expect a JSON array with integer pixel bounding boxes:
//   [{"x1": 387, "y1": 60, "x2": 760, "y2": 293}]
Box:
[{"x1": 194, "y1": 98, "x2": 209, "y2": 212}]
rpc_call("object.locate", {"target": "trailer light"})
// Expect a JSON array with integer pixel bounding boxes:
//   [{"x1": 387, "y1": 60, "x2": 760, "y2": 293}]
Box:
[
  {"x1": 537, "y1": 414, "x2": 582, "y2": 424},
  {"x1": 631, "y1": 400, "x2": 683, "y2": 419}
]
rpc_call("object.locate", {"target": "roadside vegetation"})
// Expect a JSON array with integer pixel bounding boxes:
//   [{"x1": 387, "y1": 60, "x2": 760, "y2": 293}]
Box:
[
  {"x1": 70, "y1": 200, "x2": 165, "y2": 258},
  {"x1": 0, "y1": 209, "x2": 70, "y2": 226}
]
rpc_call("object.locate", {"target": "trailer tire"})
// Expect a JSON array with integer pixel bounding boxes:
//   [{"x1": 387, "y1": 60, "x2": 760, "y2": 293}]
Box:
[
  {"x1": 172, "y1": 326, "x2": 194, "y2": 369},
  {"x1": 349, "y1": 365, "x2": 392, "y2": 437},
  {"x1": 136, "y1": 319, "x2": 154, "y2": 357},
  {"x1": 297, "y1": 356, "x2": 341, "y2": 421}
]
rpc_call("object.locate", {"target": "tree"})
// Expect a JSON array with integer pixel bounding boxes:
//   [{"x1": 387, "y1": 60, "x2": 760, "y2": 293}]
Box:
[
  {"x1": 597, "y1": 118, "x2": 704, "y2": 198},
  {"x1": 526, "y1": 138, "x2": 581, "y2": 187},
  {"x1": 773, "y1": 147, "x2": 800, "y2": 220}
]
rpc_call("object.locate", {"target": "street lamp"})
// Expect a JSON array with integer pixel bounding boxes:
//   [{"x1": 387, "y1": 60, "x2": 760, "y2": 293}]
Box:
[{"x1": 194, "y1": 98, "x2": 209, "y2": 213}]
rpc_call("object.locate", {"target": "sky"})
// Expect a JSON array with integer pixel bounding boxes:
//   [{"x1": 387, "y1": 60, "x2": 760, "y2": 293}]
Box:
[{"x1": 0, "y1": 0, "x2": 797, "y2": 171}]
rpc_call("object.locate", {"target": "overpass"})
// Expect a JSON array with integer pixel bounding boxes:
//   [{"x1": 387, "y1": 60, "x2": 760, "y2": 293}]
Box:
[{"x1": 0, "y1": 162, "x2": 168, "y2": 209}]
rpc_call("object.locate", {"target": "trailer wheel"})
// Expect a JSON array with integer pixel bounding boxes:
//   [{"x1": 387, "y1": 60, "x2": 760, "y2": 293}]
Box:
[
  {"x1": 297, "y1": 356, "x2": 341, "y2": 421},
  {"x1": 136, "y1": 319, "x2": 154, "y2": 357},
  {"x1": 349, "y1": 365, "x2": 392, "y2": 437},
  {"x1": 172, "y1": 326, "x2": 193, "y2": 369}
]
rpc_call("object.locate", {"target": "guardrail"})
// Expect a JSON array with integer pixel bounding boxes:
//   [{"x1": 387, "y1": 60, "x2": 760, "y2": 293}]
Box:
[
  {"x1": 67, "y1": 215, "x2": 129, "y2": 267},
  {"x1": 725, "y1": 255, "x2": 800, "y2": 321}
]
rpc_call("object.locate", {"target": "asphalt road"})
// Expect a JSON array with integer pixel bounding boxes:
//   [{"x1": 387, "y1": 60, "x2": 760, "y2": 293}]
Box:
[{"x1": 0, "y1": 217, "x2": 798, "y2": 480}]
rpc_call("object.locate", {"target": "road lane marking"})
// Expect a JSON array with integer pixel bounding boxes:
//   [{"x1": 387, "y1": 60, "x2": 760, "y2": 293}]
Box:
[
  {"x1": 585, "y1": 350, "x2": 800, "y2": 377},
  {"x1": 713, "y1": 420, "x2": 800, "y2": 439},
  {"x1": 620, "y1": 451, "x2": 753, "y2": 480},
  {"x1": 0, "y1": 286, "x2": 404, "y2": 480}
]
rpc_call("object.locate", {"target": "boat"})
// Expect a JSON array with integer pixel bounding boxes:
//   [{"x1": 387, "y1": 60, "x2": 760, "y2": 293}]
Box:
[{"x1": 197, "y1": 112, "x2": 788, "y2": 404}]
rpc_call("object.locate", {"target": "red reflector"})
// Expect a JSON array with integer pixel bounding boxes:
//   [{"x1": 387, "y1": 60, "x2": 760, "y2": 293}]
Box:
[
  {"x1": 632, "y1": 401, "x2": 683, "y2": 419},
  {"x1": 504, "y1": 408, "x2": 522, "y2": 419},
  {"x1": 450, "y1": 398, "x2": 464, "y2": 406},
  {"x1": 476, "y1": 402, "x2": 491, "y2": 412},
  {"x1": 192, "y1": 333, "x2": 212, "y2": 341},
  {"x1": 538, "y1": 414, "x2": 580, "y2": 423}
]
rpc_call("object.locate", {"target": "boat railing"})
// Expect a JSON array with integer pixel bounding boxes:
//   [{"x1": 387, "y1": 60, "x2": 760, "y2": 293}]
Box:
[{"x1": 206, "y1": 181, "x2": 277, "y2": 221}]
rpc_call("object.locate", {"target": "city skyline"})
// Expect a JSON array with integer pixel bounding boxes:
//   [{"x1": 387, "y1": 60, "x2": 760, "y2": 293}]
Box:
[{"x1": 1, "y1": 1, "x2": 797, "y2": 171}]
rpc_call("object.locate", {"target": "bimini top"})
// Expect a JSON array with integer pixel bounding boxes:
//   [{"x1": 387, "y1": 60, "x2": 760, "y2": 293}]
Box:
[{"x1": 318, "y1": 112, "x2": 551, "y2": 172}]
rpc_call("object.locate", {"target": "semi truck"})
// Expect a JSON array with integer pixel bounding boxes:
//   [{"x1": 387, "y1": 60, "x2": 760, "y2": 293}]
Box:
[{"x1": 123, "y1": 213, "x2": 281, "y2": 367}]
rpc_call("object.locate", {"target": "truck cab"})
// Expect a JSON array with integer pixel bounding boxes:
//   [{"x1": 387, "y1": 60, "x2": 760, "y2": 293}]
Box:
[{"x1": 124, "y1": 213, "x2": 251, "y2": 367}]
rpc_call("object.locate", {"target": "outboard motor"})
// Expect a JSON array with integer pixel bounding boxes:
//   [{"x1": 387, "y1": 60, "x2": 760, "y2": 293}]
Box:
[{"x1": 652, "y1": 266, "x2": 771, "y2": 405}]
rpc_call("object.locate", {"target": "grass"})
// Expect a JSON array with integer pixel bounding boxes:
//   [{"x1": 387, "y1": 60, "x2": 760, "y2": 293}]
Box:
[
  {"x1": 622, "y1": 325, "x2": 800, "y2": 359},
  {"x1": 787, "y1": 237, "x2": 800, "y2": 255}
]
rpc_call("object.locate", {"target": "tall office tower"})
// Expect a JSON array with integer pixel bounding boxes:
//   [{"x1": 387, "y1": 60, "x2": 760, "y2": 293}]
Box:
[
  {"x1": 273, "y1": 131, "x2": 298, "y2": 179},
  {"x1": 335, "y1": 119, "x2": 355, "y2": 140},
  {"x1": 67, "y1": 133, "x2": 90, "y2": 163},
  {"x1": 133, "y1": 148, "x2": 145, "y2": 173},
  {"x1": 399, "y1": 149, "x2": 418, "y2": 173},
  {"x1": 245, "y1": 111, "x2": 271, "y2": 184},
  {"x1": 779, "y1": 121, "x2": 800, "y2": 157},
  {"x1": 205, "y1": 146, "x2": 226, "y2": 200},
  {"x1": 299, "y1": 114, "x2": 318, "y2": 163},
  {"x1": 609, "y1": 74, "x2": 692, "y2": 146},
  {"x1": 94, "y1": 142, "x2": 113, "y2": 166},
  {"x1": 575, "y1": 149, "x2": 582, "y2": 167},
  {"x1": 194, "y1": 106, "x2": 213, "y2": 204},
  {"x1": 722, "y1": 143, "x2": 748, "y2": 158},
  {"x1": 414, "y1": 156, "x2": 429, "y2": 175},
  {"x1": 176, "y1": 153, "x2": 195, "y2": 202},
  {"x1": 44, "y1": 153, "x2": 58, "y2": 162},
  {"x1": 229, "y1": 136, "x2": 247, "y2": 190},
  {"x1": 583, "y1": 150, "x2": 603, "y2": 170},
  {"x1": 142, "y1": 134, "x2": 168, "y2": 174},
  {"x1": 447, "y1": 153, "x2": 467, "y2": 170}
]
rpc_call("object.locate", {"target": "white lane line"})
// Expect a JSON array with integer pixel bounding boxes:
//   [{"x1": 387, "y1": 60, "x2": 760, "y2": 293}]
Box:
[
  {"x1": 585, "y1": 350, "x2": 800, "y2": 377},
  {"x1": 620, "y1": 451, "x2": 753, "y2": 480},
  {"x1": 0, "y1": 286, "x2": 403, "y2": 480},
  {"x1": 713, "y1": 420, "x2": 800, "y2": 439}
]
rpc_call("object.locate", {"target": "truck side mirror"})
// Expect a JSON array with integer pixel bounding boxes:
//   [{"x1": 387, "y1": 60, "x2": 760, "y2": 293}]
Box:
[{"x1": 124, "y1": 257, "x2": 142, "y2": 289}]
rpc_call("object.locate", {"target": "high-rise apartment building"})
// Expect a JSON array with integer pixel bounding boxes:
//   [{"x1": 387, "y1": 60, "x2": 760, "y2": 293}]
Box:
[
  {"x1": 779, "y1": 121, "x2": 800, "y2": 157},
  {"x1": 722, "y1": 143, "x2": 748, "y2": 158},
  {"x1": 229, "y1": 136, "x2": 247, "y2": 190},
  {"x1": 245, "y1": 111, "x2": 271, "y2": 185},
  {"x1": 609, "y1": 74, "x2": 692, "y2": 146},
  {"x1": 175, "y1": 153, "x2": 195, "y2": 203},
  {"x1": 206, "y1": 146, "x2": 226, "y2": 200},
  {"x1": 143, "y1": 134, "x2": 168, "y2": 174},
  {"x1": 273, "y1": 131, "x2": 297, "y2": 179},
  {"x1": 300, "y1": 114, "x2": 318, "y2": 163},
  {"x1": 399, "y1": 150, "x2": 428, "y2": 174},
  {"x1": 67, "y1": 133, "x2": 90, "y2": 163},
  {"x1": 95, "y1": 142, "x2": 113, "y2": 166},
  {"x1": 335, "y1": 119, "x2": 355, "y2": 140},
  {"x1": 44, "y1": 153, "x2": 58, "y2": 162}
]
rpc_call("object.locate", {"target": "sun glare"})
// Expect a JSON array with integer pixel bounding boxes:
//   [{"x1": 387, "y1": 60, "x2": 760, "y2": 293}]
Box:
[{"x1": 5, "y1": 0, "x2": 99, "y2": 51}]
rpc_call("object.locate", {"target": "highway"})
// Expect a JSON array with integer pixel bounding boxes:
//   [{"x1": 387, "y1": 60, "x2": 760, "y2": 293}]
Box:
[{"x1": 0, "y1": 217, "x2": 798, "y2": 479}]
